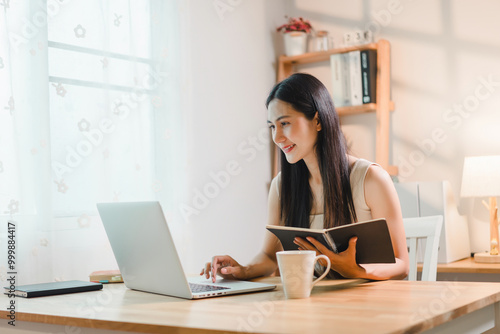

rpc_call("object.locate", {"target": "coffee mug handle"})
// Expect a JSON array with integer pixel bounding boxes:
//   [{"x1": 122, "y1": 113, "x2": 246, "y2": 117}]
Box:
[{"x1": 312, "y1": 255, "x2": 331, "y2": 286}]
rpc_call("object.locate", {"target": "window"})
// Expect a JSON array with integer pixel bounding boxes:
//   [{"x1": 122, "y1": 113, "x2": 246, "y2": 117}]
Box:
[{"x1": 47, "y1": 0, "x2": 159, "y2": 216}]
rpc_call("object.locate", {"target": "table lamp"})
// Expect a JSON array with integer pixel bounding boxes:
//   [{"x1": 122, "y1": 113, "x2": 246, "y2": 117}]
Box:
[{"x1": 461, "y1": 155, "x2": 500, "y2": 263}]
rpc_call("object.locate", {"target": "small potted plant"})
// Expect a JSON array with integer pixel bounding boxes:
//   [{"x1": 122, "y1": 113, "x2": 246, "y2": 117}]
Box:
[{"x1": 277, "y1": 16, "x2": 313, "y2": 56}]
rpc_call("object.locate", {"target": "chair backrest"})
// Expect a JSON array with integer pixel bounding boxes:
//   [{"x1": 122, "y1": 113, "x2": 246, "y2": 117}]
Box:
[
  {"x1": 404, "y1": 215, "x2": 443, "y2": 281},
  {"x1": 395, "y1": 181, "x2": 471, "y2": 264}
]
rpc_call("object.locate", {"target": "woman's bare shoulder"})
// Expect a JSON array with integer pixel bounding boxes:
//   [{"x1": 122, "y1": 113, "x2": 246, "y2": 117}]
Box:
[
  {"x1": 272, "y1": 171, "x2": 281, "y2": 183},
  {"x1": 364, "y1": 164, "x2": 397, "y2": 207},
  {"x1": 365, "y1": 163, "x2": 392, "y2": 188}
]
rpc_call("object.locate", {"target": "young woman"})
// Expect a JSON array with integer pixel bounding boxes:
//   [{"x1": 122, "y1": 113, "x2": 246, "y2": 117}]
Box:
[{"x1": 201, "y1": 73, "x2": 409, "y2": 282}]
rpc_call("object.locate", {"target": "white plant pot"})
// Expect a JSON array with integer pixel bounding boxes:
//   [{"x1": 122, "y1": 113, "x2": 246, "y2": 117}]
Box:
[{"x1": 283, "y1": 32, "x2": 308, "y2": 56}]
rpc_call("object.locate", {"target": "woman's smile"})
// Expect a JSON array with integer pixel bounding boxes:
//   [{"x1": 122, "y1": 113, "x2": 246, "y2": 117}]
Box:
[{"x1": 282, "y1": 144, "x2": 296, "y2": 154}]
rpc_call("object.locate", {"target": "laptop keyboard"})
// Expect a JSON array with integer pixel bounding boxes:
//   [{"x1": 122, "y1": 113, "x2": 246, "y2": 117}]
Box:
[{"x1": 189, "y1": 283, "x2": 230, "y2": 293}]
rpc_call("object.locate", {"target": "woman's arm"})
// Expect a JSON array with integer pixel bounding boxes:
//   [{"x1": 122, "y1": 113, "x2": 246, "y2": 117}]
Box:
[
  {"x1": 202, "y1": 174, "x2": 283, "y2": 281},
  {"x1": 359, "y1": 164, "x2": 409, "y2": 280}
]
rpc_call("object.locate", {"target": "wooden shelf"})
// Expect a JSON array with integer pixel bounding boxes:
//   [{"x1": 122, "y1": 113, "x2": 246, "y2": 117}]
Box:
[
  {"x1": 274, "y1": 39, "x2": 397, "y2": 177},
  {"x1": 385, "y1": 165, "x2": 399, "y2": 176},
  {"x1": 337, "y1": 101, "x2": 394, "y2": 116},
  {"x1": 278, "y1": 42, "x2": 379, "y2": 67}
]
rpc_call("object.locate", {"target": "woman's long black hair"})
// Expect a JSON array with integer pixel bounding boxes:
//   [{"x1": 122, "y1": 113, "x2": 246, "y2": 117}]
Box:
[{"x1": 266, "y1": 73, "x2": 357, "y2": 228}]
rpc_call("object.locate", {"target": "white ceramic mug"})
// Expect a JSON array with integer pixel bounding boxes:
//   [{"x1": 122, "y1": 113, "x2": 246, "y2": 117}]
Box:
[{"x1": 276, "y1": 250, "x2": 331, "y2": 299}]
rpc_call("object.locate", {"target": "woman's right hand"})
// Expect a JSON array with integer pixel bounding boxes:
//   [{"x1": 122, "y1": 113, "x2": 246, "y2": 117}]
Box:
[{"x1": 200, "y1": 255, "x2": 248, "y2": 283}]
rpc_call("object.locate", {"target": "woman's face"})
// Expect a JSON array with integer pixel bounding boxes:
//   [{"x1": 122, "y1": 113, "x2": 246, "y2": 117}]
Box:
[{"x1": 267, "y1": 99, "x2": 321, "y2": 165}]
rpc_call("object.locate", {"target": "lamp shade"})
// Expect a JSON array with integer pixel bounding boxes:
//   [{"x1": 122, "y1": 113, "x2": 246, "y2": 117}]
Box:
[{"x1": 461, "y1": 155, "x2": 500, "y2": 198}]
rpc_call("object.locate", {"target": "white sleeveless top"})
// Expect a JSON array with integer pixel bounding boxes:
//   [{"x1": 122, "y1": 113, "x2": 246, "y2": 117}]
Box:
[
  {"x1": 276, "y1": 158, "x2": 377, "y2": 227},
  {"x1": 275, "y1": 158, "x2": 377, "y2": 278}
]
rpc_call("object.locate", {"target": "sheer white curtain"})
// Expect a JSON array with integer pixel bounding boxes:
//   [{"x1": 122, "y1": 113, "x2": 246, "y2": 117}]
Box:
[{"x1": 0, "y1": 0, "x2": 185, "y2": 284}]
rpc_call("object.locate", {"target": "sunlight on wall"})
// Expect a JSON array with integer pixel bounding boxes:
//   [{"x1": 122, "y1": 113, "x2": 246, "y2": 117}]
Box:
[{"x1": 287, "y1": 0, "x2": 500, "y2": 253}]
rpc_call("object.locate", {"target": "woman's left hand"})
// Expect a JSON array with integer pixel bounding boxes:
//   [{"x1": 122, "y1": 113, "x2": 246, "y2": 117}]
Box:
[{"x1": 293, "y1": 236, "x2": 366, "y2": 278}]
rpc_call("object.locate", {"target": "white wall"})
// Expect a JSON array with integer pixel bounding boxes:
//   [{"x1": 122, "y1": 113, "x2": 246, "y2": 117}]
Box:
[
  {"x1": 177, "y1": 0, "x2": 287, "y2": 273},
  {"x1": 286, "y1": 0, "x2": 500, "y2": 253}
]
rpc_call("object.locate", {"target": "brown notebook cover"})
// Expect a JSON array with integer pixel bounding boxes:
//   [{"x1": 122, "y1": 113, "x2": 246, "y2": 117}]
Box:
[{"x1": 266, "y1": 218, "x2": 395, "y2": 264}]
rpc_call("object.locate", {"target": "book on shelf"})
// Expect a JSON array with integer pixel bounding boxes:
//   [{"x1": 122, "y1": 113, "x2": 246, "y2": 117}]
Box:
[
  {"x1": 349, "y1": 50, "x2": 363, "y2": 106},
  {"x1": 266, "y1": 218, "x2": 395, "y2": 264},
  {"x1": 330, "y1": 49, "x2": 377, "y2": 108},
  {"x1": 361, "y1": 50, "x2": 377, "y2": 104},
  {"x1": 341, "y1": 53, "x2": 352, "y2": 106},
  {"x1": 330, "y1": 53, "x2": 349, "y2": 107}
]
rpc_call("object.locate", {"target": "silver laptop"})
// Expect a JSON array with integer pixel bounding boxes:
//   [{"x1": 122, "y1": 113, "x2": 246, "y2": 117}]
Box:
[{"x1": 96, "y1": 201, "x2": 276, "y2": 299}]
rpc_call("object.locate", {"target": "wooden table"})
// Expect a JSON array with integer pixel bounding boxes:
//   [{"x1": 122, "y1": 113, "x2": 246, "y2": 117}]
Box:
[
  {"x1": 418, "y1": 256, "x2": 500, "y2": 281},
  {"x1": 1, "y1": 278, "x2": 500, "y2": 334}
]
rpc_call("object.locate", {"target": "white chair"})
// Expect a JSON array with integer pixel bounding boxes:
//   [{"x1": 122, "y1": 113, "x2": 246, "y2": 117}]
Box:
[
  {"x1": 404, "y1": 215, "x2": 443, "y2": 281},
  {"x1": 395, "y1": 181, "x2": 470, "y2": 264}
]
